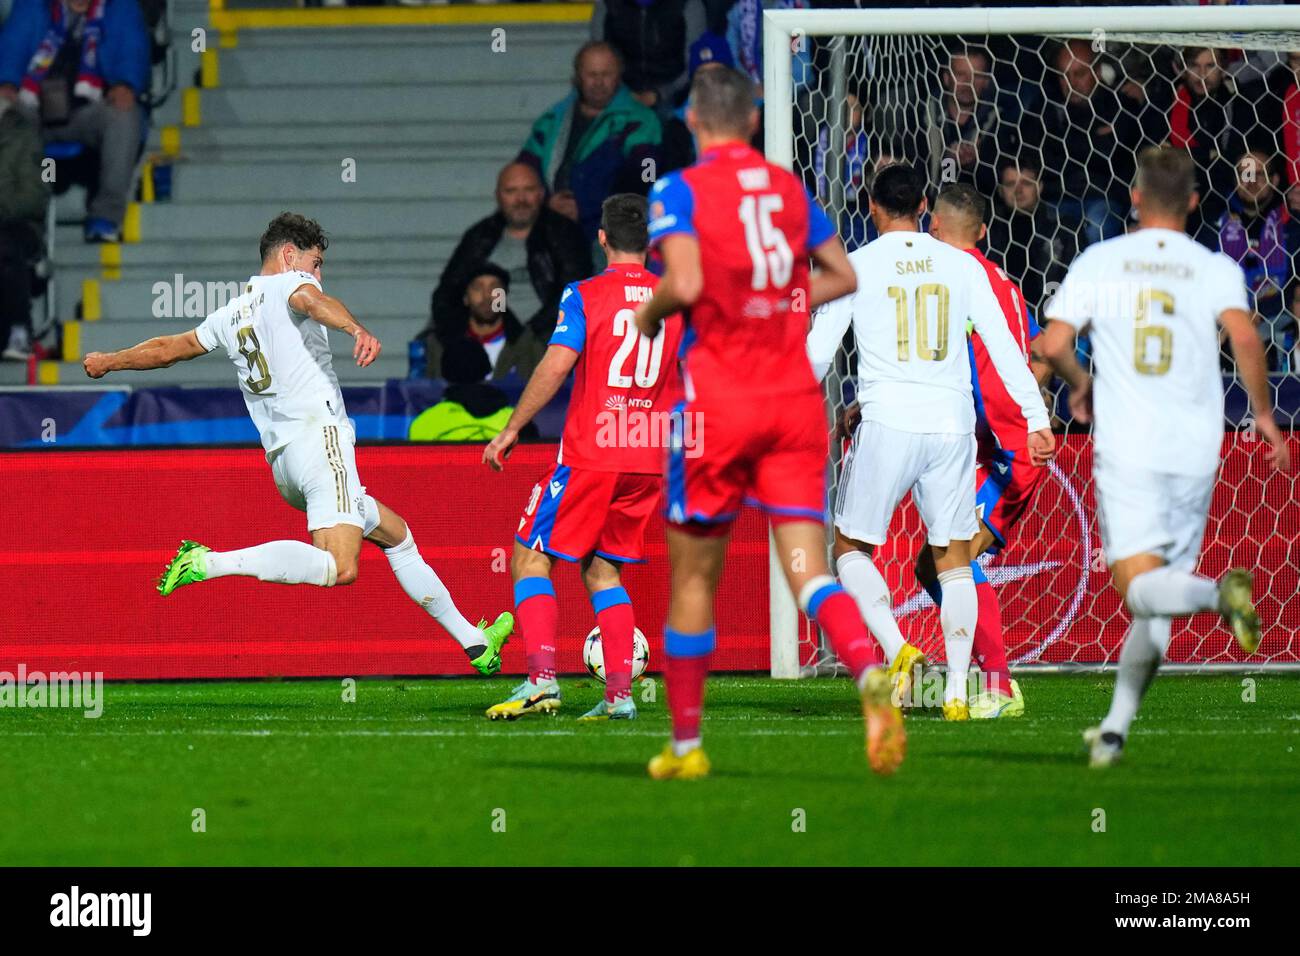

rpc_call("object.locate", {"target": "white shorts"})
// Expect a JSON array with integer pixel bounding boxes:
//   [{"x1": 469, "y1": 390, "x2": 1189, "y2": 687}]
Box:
[
  {"x1": 835, "y1": 420, "x2": 979, "y2": 547},
  {"x1": 1093, "y1": 453, "x2": 1216, "y2": 569},
  {"x1": 269, "y1": 422, "x2": 367, "y2": 532}
]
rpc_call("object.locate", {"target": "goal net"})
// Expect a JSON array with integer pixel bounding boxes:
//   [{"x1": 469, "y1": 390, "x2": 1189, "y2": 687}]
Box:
[{"x1": 763, "y1": 6, "x2": 1300, "y2": 676}]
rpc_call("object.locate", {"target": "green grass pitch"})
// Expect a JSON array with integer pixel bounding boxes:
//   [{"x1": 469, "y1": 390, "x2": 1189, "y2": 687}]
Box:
[{"x1": 0, "y1": 674, "x2": 1296, "y2": 866}]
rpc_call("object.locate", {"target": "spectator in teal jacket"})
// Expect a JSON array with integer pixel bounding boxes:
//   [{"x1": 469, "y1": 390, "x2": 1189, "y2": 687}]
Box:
[{"x1": 518, "y1": 41, "x2": 662, "y2": 244}]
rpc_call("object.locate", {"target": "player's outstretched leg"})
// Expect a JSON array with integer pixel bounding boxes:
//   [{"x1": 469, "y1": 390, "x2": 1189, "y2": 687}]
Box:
[
  {"x1": 1087, "y1": 616, "x2": 1170, "y2": 768},
  {"x1": 647, "y1": 525, "x2": 723, "y2": 780},
  {"x1": 363, "y1": 497, "x2": 513, "y2": 675},
  {"x1": 487, "y1": 544, "x2": 561, "y2": 720},
  {"x1": 931, "y1": 540, "x2": 978, "y2": 721},
  {"x1": 1124, "y1": 562, "x2": 1259, "y2": 651},
  {"x1": 837, "y1": 535, "x2": 925, "y2": 706},
  {"x1": 578, "y1": 556, "x2": 638, "y2": 721},
  {"x1": 158, "y1": 538, "x2": 338, "y2": 595},
  {"x1": 1087, "y1": 555, "x2": 1239, "y2": 767},
  {"x1": 782, "y1": 521, "x2": 904, "y2": 776},
  {"x1": 916, "y1": 543, "x2": 1022, "y2": 719}
]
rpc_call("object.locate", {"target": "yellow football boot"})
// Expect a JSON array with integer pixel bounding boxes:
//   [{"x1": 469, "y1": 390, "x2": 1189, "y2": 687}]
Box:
[
  {"x1": 887, "y1": 641, "x2": 927, "y2": 707},
  {"x1": 861, "y1": 667, "x2": 906, "y2": 775},
  {"x1": 647, "y1": 744, "x2": 711, "y2": 780},
  {"x1": 942, "y1": 698, "x2": 970, "y2": 721}
]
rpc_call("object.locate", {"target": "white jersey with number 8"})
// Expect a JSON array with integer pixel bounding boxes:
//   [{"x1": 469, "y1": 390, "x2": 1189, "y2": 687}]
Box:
[{"x1": 194, "y1": 271, "x2": 348, "y2": 457}]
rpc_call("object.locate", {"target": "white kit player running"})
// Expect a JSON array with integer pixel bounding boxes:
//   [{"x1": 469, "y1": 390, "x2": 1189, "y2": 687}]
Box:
[
  {"x1": 808, "y1": 165, "x2": 1055, "y2": 719},
  {"x1": 82, "y1": 213, "x2": 514, "y2": 675},
  {"x1": 1040, "y1": 148, "x2": 1291, "y2": 767}
]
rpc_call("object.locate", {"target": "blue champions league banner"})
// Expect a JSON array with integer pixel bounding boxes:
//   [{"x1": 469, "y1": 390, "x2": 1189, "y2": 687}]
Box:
[
  {"x1": 0, "y1": 376, "x2": 574, "y2": 448},
  {"x1": 0, "y1": 375, "x2": 1295, "y2": 449}
]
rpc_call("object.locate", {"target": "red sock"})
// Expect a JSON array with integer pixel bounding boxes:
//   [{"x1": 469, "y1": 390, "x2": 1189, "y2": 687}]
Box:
[
  {"x1": 664, "y1": 628, "x2": 712, "y2": 743},
  {"x1": 593, "y1": 588, "x2": 635, "y2": 703},
  {"x1": 515, "y1": 577, "x2": 557, "y2": 683},
  {"x1": 812, "y1": 586, "x2": 884, "y2": 680},
  {"x1": 972, "y1": 580, "x2": 1011, "y2": 695}
]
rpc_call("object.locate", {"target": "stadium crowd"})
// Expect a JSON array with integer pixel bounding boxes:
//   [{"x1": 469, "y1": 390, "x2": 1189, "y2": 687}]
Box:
[
  {"x1": 2, "y1": 0, "x2": 1299, "y2": 375},
  {"x1": 423, "y1": 2, "x2": 1300, "y2": 380}
]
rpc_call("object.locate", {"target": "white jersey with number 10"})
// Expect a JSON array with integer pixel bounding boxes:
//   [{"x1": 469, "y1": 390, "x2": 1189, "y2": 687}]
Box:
[{"x1": 808, "y1": 230, "x2": 1049, "y2": 437}]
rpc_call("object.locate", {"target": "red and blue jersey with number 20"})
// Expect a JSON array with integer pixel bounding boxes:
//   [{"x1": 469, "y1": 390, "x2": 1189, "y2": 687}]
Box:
[
  {"x1": 647, "y1": 142, "x2": 837, "y2": 404},
  {"x1": 548, "y1": 261, "x2": 684, "y2": 475}
]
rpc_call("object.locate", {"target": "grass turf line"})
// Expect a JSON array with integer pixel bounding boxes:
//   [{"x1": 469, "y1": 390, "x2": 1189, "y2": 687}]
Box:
[{"x1": 0, "y1": 675, "x2": 1295, "y2": 866}]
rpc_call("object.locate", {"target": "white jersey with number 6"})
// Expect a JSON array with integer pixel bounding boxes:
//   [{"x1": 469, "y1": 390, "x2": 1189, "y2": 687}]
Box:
[
  {"x1": 1044, "y1": 228, "x2": 1248, "y2": 477},
  {"x1": 194, "y1": 271, "x2": 349, "y2": 457},
  {"x1": 808, "y1": 231, "x2": 1049, "y2": 437}
]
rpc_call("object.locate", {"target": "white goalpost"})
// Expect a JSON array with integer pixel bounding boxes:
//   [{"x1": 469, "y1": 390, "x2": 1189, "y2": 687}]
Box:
[{"x1": 764, "y1": 5, "x2": 1300, "y2": 677}]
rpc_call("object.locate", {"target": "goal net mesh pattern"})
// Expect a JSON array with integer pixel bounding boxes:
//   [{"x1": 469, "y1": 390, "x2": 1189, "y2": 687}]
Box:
[{"x1": 785, "y1": 24, "x2": 1300, "y2": 673}]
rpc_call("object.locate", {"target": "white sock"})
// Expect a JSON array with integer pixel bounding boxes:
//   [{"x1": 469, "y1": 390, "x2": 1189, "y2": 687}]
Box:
[
  {"x1": 1101, "y1": 616, "x2": 1171, "y2": 738},
  {"x1": 1126, "y1": 567, "x2": 1218, "y2": 617},
  {"x1": 205, "y1": 541, "x2": 336, "y2": 586},
  {"x1": 938, "y1": 565, "x2": 976, "y2": 702},
  {"x1": 835, "y1": 551, "x2": 906, "y2": 663},
  {"x1": 384, "y1": 530, "x2": 483, "y2": 651},
  {"x1": 673, "y1": 737, "x2": 702, "y2": 757}
]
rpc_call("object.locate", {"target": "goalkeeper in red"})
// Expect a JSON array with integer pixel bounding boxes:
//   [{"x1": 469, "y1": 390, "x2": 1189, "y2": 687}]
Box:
[{"x1": 634, "y1": 66, "x2": 904, "y2": 780}]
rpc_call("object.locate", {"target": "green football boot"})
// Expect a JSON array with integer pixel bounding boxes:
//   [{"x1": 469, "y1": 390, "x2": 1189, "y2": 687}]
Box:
[
  {"x1": 468, "y1": 612, "x2": 514, "y2": 676},
  {"x1": 157, "y1": 540, "x2": 210, "y2": 596}
]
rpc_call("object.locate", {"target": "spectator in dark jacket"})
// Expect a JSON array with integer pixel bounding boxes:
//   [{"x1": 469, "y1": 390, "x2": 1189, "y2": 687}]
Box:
[
  {"x1": 0, "y1": 0, "x2": 149, "y2": 242},
  {"x1": 0, "y1": 95, "x2": 49, "y2": 359},
  {"x1": 427, "y1": 161, "x2": 592, "y2": 344},
  {"x1": 1027, "y1": 40, "x2": 1144, "y2": 247},
  {"x1": 518, "y1": 41, "x2": 662, "y2": 243},
  {"x1": 985, "y1": 153, "x2": 1076, "y2": 318},
  {"x1": 1169, "y1": 47, "x2": 1248, "y2": 229},
  {"x1": 423, "y1": 263, "x2": 546, "y2": 383},
  {"x1": 591, "y1": 0, "x2": 705, "y2": 112}
]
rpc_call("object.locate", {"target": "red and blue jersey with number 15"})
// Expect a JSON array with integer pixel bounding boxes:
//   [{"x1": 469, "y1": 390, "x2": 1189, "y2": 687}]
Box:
[
  {"x1": 548, "y1": 261, "x2": 684, "y2": 475},
  {"x1": 647, "y1": 142, "x2": 837, "y2": 403}
]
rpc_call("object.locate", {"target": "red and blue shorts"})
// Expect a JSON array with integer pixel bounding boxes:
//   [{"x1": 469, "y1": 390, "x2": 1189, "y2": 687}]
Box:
[
  {"x1": 665, "y1": 389, "x2": 828, "y2": 532},
  {"x1": 975, "y1": 444, "x2": 1047, "y2": 554},
  {"x1": 516, "y1": 462, "x2": 661, "y2": 563}
]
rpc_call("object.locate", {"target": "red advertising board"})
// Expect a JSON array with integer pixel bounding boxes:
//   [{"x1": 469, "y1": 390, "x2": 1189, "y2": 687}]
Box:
[
  {"x1": 0, "y1": 445, "x2": 771, "y2": 678},
  {"x1": 853, "y1": 433, "x2": 1300, "y2": 668},
  {"x1": 3, "y1": 435, "x2": 1295, "y2": 679}
]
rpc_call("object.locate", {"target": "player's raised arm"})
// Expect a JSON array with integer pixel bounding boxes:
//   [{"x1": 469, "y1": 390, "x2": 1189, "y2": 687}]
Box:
[
  {"x1": 806, "y1": 292, "x2": 854, "y2": 383},
  {"x1": 635, "y1": 232, "x2": 700, "y2": 339},
  {"x1": 1220, "y1": 306, "x2": 1291, "y2": 471},
  {"x1": 807, "y1": 227, "x2": 856, "y2": 310},
  {"x1": 968, "y1": 265, "x2": 1055, "y2": 463},
  {"x1": 288, "y1": 283, "x2": 381, "y2": 368},
  {"x1": 483, "y1": 343, "x2": 580, "y2": 471},
  {"x1": 83, "y1": 329, "x2": 207, "y2": 378}
]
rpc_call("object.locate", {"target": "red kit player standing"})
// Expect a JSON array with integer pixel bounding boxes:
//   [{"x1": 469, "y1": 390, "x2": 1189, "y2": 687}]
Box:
[
  {"x1": 913, "y1": 184, "x2": 1055, "y2": 717},
  {"x1": 633, "y1": 66, "x2": 905, "y2": 779},
  {"x1": 482, "y1": 194, "x2": 685, "y2": 721}
]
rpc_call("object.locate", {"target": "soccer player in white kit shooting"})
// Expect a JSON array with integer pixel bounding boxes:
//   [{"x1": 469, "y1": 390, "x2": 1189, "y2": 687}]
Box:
[
  {"x1": 807, "y1": 165, "x2": 1055, "y2": 720},
  {"x1": 1039, "y1": 147, "x2": 1291, "y2": 768},
  {"x1": 82, "y1": 213, "x2": 514, "y2": 675}
]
